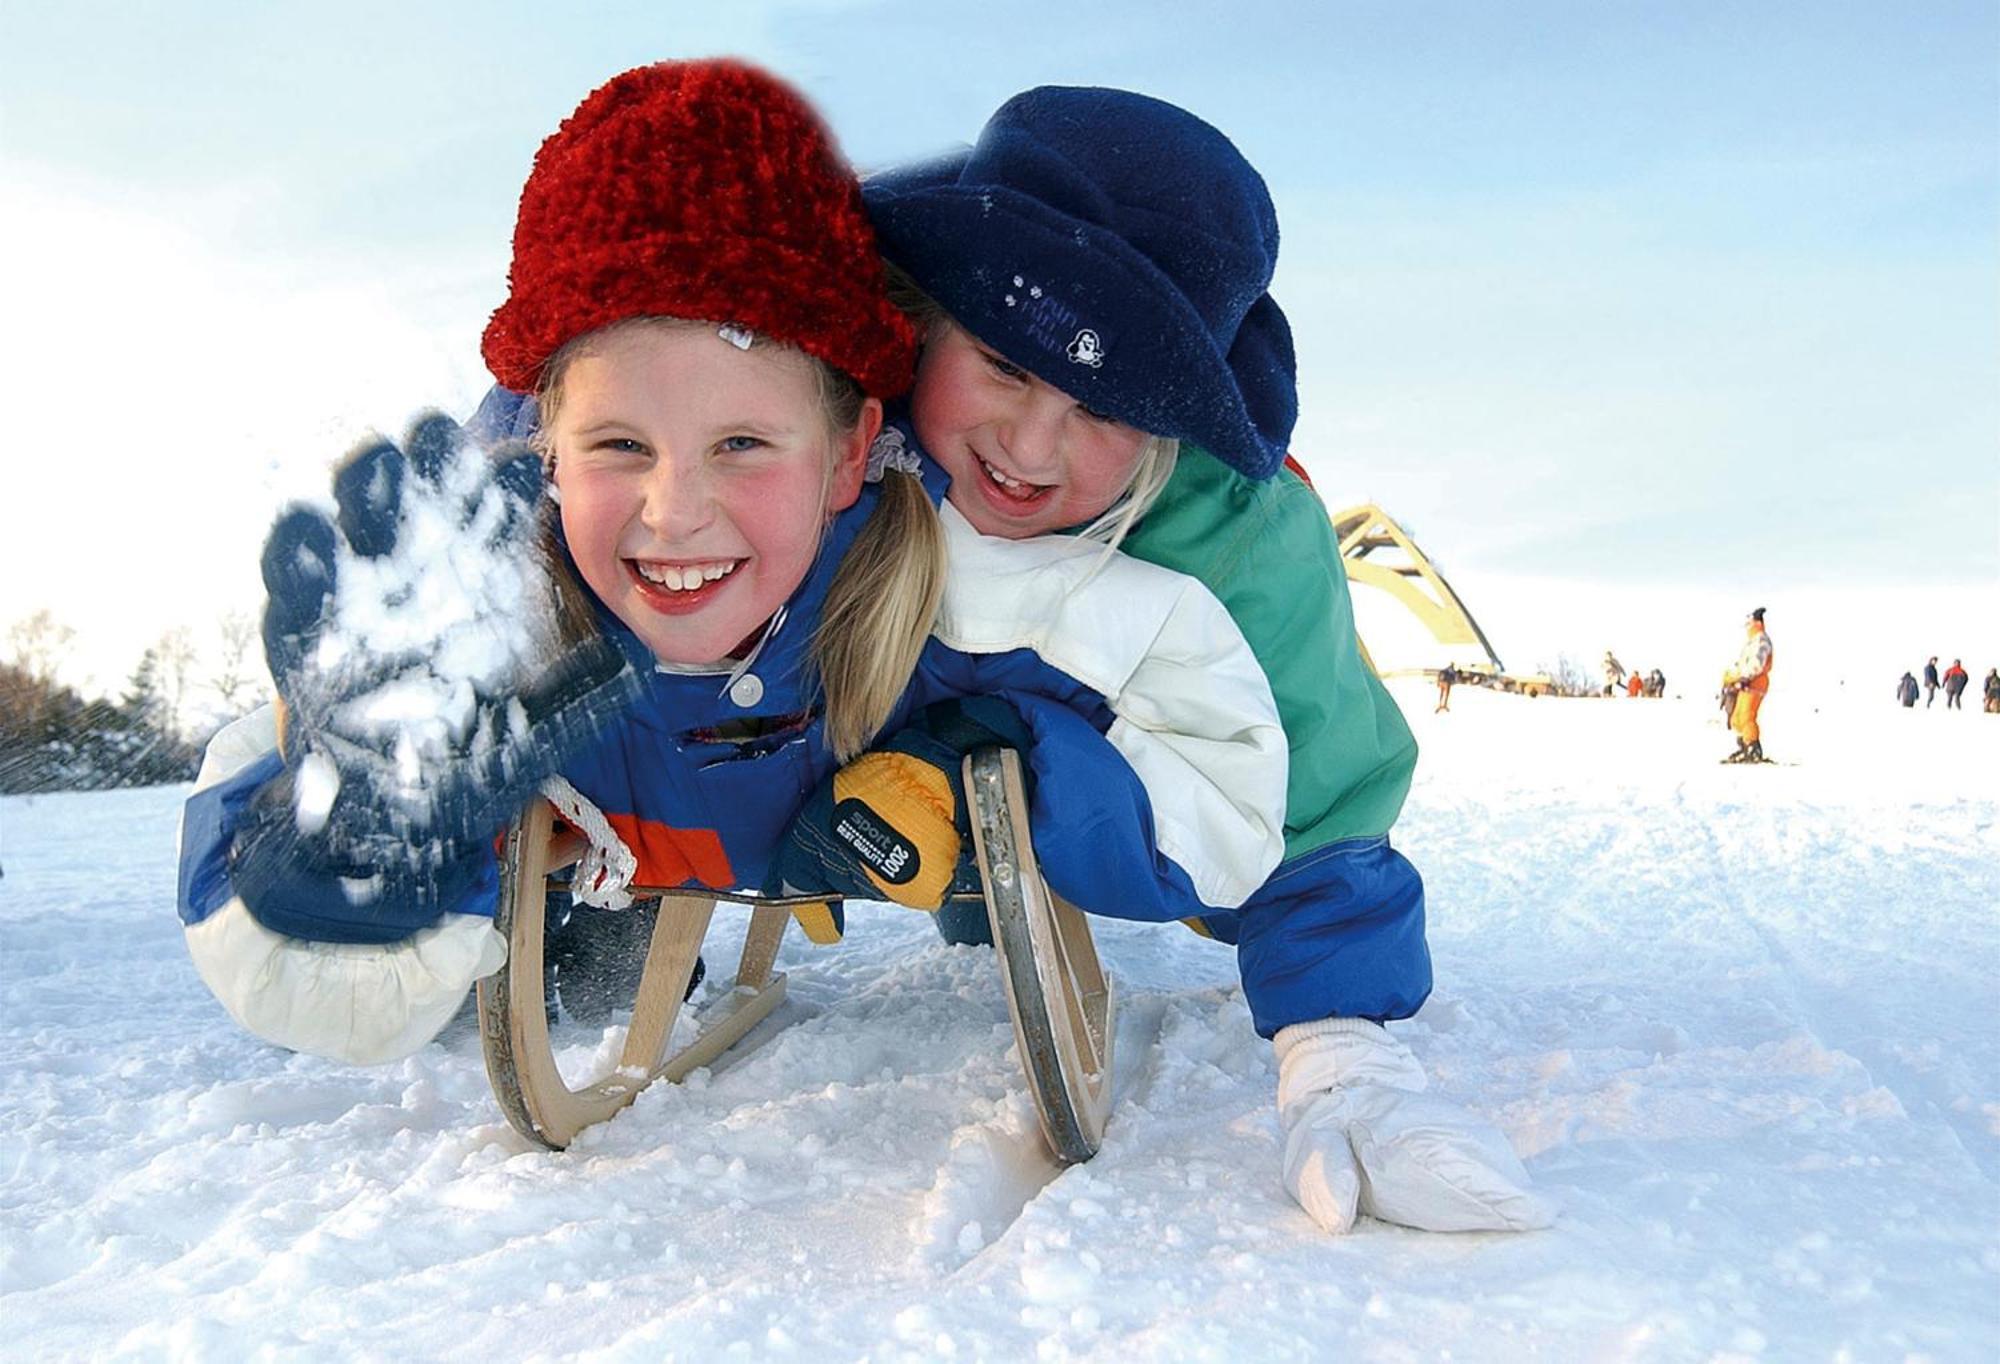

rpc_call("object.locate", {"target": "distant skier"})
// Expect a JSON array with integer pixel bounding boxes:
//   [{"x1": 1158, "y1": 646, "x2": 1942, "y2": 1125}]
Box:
[
  {"x1": 1435, "y1": 662, "x2": 1457, "y2": 713},
  {"x1": 1626, "y1": 671, "x2": 1644, "y2": 699},
  {"x1": 1896, "y1": 672, "x2": 1919, "y2": 708},
  {"x1": 1984, "y1": 668, "x2": 1999, "y2": 714},
  {"x1": 1942, "y1": 659, "x2": 1968, "y2": 710},
  {"x1": 1647, "y1": 667, "x2": 1666, "y2": 699},
  {"x1": 1923, "y1": 657, "x2": 1940, "y2": 707},
  {"x1": 1721, "y1": 607, "x2": 1774, "y2": 763},
  {"x1": 1603, "y1": 650, "x2": 1626, "y2": 696}
]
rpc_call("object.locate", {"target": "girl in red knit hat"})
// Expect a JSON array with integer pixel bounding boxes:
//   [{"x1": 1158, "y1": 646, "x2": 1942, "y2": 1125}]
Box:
[
  {"x1": 174, "y1": 59, "x2": 950, "y2": 1056},
  {"x1": 174, "y1": 63, "x2": 1290, "y2": 1107},
  {"x1": 481, "y1": 59, "x2": 941, "y2": 758}
]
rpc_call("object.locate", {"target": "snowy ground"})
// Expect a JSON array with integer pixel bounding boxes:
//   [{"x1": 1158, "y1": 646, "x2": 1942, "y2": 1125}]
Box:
[{"x1": 4, "y1": 681, "x2": 1996, "y2": 1361}]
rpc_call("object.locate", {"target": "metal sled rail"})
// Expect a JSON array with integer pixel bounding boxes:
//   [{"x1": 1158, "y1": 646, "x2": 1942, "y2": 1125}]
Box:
[{"x1": 963, "y1": 748, "x2": 1114, "y2": 1163}]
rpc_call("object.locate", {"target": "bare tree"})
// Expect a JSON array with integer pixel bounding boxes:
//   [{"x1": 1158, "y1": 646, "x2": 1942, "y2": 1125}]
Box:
[
  {"x1": 210, "y1": 610, "x2": 265, "y2": 713},
  {"x1": 7, "y1": 610, "x2": 76, "y2": 735},
  {"x1": 2, "y1": 614, "x2": 201, "y2": 793},
  {"x1": 7, "y1": 609, "x2": 75, "y2": 686},
  {"x1": 153, "y1": 627, "x2": 197, "y2": 739},
  {"x1": 1547, "y1": 654, "x2": 1596, "y2": 698}
]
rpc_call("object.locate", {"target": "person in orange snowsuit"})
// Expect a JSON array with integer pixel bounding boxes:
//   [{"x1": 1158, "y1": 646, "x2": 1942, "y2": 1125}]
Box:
[
  {"x1": 1722, "y1": 607, "x2": 1774, "y2": 762},
  {"x1": 1626, "y1": 671, "x2": 1645, "y2": 698}
]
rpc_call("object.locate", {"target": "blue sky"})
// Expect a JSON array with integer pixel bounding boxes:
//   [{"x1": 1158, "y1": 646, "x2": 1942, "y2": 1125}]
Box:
[{"x1": 4, "y1": 1, "x2": 1994, "y2": 697}]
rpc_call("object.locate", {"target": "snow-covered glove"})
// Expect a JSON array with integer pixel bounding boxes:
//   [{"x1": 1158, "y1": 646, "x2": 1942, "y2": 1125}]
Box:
[
  {"x1": 231, "y1": 412, "x2": 643, "y2": 944},
  {"x1": 768, "y1": 696, "x2": 1033, "y2": 914},
  {"x1": 1275, "y1": 1018, "x2": 1557, "y2": 1235}
]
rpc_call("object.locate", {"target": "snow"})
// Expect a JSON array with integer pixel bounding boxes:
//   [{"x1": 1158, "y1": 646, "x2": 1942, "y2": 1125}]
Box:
[
  {"x1": 296, "y1": 427, "x2": 559, "y2": 842},
  {"x1": 4, "y1": 680, "x2": 1997, "y2": 1359}
]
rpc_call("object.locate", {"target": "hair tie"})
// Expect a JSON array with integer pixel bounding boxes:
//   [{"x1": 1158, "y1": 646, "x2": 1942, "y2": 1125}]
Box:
[{"x1": 863, "y1": 426, "x2": 923, "y2": 483}]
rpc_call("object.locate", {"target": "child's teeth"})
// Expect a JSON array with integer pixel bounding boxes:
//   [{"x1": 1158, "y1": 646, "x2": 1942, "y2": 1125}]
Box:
[{"x1": 640, "y1": 561, "x2": 736, "y2": 591}]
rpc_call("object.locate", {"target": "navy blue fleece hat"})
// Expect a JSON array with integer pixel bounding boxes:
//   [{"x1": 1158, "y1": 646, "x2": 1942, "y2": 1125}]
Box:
[{"x1": 865, "y1": 86, "x2": 1297, "y2": 481}]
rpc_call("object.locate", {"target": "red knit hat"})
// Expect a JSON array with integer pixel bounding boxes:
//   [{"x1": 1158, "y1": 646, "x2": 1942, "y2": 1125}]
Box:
[{"x1": 482, "y1": 60, "x2": 915, "y2": 398}]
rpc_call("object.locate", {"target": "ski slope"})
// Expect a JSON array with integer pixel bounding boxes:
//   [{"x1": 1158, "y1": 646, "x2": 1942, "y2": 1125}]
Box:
[{"x1": 4, "y1": 681, "x2": 1996, "y2": 1360}]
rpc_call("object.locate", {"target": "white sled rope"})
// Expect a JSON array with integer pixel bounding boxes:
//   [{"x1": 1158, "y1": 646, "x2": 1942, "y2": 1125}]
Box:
[
  {"x1": 536, "y1": 774, "x2": 638, "y2": 909},
  {"x1": 477, "y1": 749, "x2": 1115, "y2": 1161}
]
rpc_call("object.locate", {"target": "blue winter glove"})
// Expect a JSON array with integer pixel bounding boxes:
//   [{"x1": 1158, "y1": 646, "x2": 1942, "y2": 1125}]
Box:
[
  {"x1": 231, "y1": 412, "x2": 643, "y2": 944},
  {"x1": 768, "y1": 697, "x2": 1033, "y2": 912},
  {"x1": 228, "y1": 773, "x2": 499, "y2": 943}
]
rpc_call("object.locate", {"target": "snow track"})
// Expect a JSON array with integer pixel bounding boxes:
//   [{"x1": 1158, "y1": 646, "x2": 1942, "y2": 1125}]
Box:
[{"x1": 4, "y1": 683, "x2": 1996, "y2": 1359}]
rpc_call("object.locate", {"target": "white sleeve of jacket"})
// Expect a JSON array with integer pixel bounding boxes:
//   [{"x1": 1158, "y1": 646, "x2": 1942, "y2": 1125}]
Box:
[
  {"x1": 1733, "y1": 633, "x2": 1772, "y2": 680},
  {"x1": 180, "y1": 705, "x2": 508, "y2": 1065},
  {"x1": 934, "y1": 504, "x2": 1288, "y2": 909}
]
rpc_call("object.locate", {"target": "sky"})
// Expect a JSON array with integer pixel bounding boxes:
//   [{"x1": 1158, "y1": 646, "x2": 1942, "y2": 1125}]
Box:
[{"x1": 4, "y1": 0, "x2": 1995, "y2": 710}]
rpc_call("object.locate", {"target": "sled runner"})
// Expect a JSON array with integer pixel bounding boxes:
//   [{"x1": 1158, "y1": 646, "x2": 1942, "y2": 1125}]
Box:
[
  {"x1": 478, "y1": 748, "x2": 1114, "y2": 1162},
  {"x1": 963, "y1": 748, "x2": 1114, "y2": 1164}
]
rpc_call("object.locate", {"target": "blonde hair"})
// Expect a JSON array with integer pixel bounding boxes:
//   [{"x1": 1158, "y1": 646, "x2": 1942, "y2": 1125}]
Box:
[
  {"x1": 884, "y1": 262, "x2": 1179, "y2": 556},
  {"x1": 1069, "y1": 434, "x2": 1179, "y2": 553},
  {"x1": 816, "y1": 470, "x2": 944, "y2": 758},
  {"x1": 534, "y1": 316, "x2": 945, "y2": 760}
]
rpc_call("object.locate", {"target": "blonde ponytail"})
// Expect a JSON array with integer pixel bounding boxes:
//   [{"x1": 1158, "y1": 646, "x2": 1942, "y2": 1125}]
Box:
[{"x1": 814, "y1": 470, "x2": 946, "y2": 760}]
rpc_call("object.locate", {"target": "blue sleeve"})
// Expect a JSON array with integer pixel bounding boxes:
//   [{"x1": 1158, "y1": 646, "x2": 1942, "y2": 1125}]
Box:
[
  {"x1": 909, "y1": 643, "x2": 1236, "y2": 922},
  {"x1": 1191, "y1": 838, "x2": 1433, "y2": 1037},
  {"x1": 465, "y1": 384, "x2": 539, "y2": 447},
  {"x1": 1009, "y1": 694, "x2": 1215, "y2": 924},
  {"x1": 178, "y1": 750, "x2": 286, "y2": 926},
  {"x1": 177, "y1": 754, "x2": 501, "y2": 938}
]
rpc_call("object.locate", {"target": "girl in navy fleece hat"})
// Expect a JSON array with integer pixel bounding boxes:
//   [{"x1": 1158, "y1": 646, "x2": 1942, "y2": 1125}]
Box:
[{"x1": 863, "y1": 86, "x2": 1555, "y2": 1235}]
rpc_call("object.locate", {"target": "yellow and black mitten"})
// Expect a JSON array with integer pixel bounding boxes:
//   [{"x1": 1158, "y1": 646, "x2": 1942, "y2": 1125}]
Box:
[{"x1": 769, "y1": 698, "x2": 1034, "y2": 916}]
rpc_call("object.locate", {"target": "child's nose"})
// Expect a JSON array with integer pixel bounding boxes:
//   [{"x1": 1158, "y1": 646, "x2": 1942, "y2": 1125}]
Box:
[
  {"x1": 999, "y1": 391, "x2": 1067, "y2": 475},
  {"x1": 639, "y1": 455, "x2": 715, "y2": 537}
]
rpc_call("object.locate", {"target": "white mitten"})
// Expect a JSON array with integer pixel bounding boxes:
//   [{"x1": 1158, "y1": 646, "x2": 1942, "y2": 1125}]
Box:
[{"x1": 1274, "y1": 1017, "x2": 1556, "y2": 1234}]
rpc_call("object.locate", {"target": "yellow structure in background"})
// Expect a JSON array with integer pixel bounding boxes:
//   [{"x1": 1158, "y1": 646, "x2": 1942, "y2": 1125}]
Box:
[{"x1": 1333, "y1": 503, "x2": 1550, "y2": 694}]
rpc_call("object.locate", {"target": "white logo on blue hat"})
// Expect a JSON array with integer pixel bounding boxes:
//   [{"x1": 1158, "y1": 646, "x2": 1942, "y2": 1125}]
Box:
[{"x1": 1005, "y1": 276, "x2": 1097, "y2": 366}]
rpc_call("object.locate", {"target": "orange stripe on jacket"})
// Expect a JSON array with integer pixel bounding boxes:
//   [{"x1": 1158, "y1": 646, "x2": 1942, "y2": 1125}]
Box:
[{"x1": 605, "y1": 813, "x2": 736, "y2": 890}]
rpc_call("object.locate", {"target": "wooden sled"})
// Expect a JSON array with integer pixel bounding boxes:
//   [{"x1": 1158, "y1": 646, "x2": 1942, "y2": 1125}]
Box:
[{"x1": 477, "y1": 748, "x2": 1115, "y2": 1162}]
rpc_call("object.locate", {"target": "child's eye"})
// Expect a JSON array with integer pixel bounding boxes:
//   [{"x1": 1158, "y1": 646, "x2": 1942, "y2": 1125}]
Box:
[
  {"x1": 719, "y1": 435, "x2": 765, "y2": 454},
  {"x1": 1078, "y1": 402, "x2": 1118, "y2": 425},
  {"x1": 983, "y1": 352, "x2": 1028, "y2": 382},
  {"x1": 596, "y1": 437, "x2": 648, "y2": 455}
]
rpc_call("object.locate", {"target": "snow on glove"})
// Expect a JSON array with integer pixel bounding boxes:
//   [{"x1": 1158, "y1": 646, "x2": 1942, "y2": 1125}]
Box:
[
  {"x1": 233, "y1": 412, "x2": 643, "y2": 944},
  {"x1": 768, "y1": 697, "x2": 1033, "y2": 913},
  {"x1": 1274, "y1": 1018, "x2": 1557, "y2": 1235}
]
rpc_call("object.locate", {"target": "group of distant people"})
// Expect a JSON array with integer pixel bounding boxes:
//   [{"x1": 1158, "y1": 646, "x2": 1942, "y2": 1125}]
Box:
[
  {"x1": 1436, "y1": 612, "x2": 1985, "y2": 762},
  {"x1": 1601, "y1": 653, "x2": 1666, "y2": 699},
  {"x1": 1897, "y1": 658, "x2": 1998, "y2": 713}
]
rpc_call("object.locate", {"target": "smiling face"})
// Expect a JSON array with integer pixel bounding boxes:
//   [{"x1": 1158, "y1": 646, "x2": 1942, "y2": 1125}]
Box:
[
  {"x1": 907, "y1": 322, "x2": 1150, "y2": 539},
  {"x1": 547, "y1": 322, "x2": 874, "y2": 666}
]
